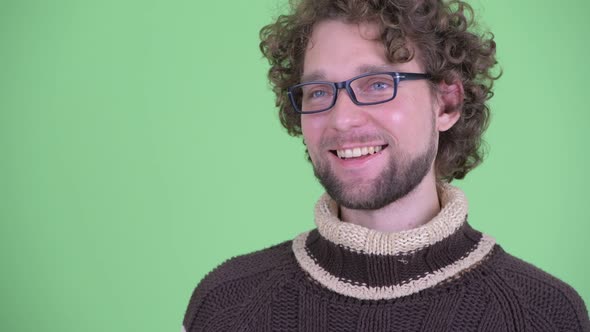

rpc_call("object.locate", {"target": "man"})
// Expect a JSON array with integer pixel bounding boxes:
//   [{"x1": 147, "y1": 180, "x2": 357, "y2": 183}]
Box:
[{"x1": 183, "y1": 0, "x2": 589, "y2": 331}]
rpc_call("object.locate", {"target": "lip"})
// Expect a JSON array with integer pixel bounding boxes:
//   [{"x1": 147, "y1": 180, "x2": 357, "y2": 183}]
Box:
[
  {"x1": 328, "y1": 143, "x2": 389, "y2": 158},
  {"x1": 329, "y1": 144, "x2": 387, "y2": 168},
  {"x1": 328, "y1": 142, "x2": 388, "y2": 151}
]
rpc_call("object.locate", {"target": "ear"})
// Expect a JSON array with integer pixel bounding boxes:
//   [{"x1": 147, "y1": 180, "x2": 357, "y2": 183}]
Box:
[{"x1": 435, "y1": 79, "x2": 463, "y2": 132}]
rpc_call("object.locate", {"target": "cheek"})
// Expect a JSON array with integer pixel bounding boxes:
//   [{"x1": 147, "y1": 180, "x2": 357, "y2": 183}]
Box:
[
  {"x1": 376, "y1": 102, "x2": 433, "y2": 149},
  {"x1": 301, "y1": 116, "x2": 324, "y2": 148},
  {"x1": 374, "y1": 109, "x2": 407, "y2": 139}
]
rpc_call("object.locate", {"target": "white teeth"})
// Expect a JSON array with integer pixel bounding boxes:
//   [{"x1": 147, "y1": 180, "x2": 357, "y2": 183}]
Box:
[
  {"x1": 336, "y1": 145, "x2": 384, "y2": 159},
  {"x1": 352, "y1": 147, "x2": 361, "y2": 157}
]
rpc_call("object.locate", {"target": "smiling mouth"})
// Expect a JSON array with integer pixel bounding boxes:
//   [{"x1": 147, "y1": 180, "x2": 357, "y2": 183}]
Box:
[{"x1": 330, "y1": 144, "x2": 388, "y2": 160}]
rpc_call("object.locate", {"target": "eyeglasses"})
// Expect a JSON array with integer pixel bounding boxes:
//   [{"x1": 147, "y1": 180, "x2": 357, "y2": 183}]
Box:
[{"x1": 287, "y1": 72, "x2": 431, "y2": 114}]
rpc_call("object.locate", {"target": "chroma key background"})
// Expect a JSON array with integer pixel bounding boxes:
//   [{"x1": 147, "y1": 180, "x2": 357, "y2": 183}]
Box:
[{"x1": 1, "y1": 0, "x2": 589, "y2": 331}]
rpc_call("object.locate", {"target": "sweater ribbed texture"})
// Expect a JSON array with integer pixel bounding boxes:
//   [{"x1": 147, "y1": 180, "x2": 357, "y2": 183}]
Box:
[{"x1": 183, "y1": 185, "x2": 590, "y2": 331}]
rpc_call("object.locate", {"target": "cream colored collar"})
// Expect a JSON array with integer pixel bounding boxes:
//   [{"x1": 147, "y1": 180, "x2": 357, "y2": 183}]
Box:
[
  {"x1": 313, "y1": 182, "x2": 469, "y2": 255},
  {"x1": 292, "y1": 183, "x2": 496, "y2": 300}
]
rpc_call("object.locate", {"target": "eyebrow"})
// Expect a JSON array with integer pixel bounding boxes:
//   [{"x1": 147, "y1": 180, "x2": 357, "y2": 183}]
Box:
[{"x1": 300, "y1": 64, "x2": 399, "y2": 83}]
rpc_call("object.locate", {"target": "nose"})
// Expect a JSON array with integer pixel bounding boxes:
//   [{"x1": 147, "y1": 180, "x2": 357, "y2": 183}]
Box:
[{"x1": 328, "y1": 89, "x2": 368, "y2": 132}]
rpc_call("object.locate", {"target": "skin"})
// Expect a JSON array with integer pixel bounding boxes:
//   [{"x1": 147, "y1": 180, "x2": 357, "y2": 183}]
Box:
[{"x1": 301, "y1": 20, "x2": 462, "y2": 232}]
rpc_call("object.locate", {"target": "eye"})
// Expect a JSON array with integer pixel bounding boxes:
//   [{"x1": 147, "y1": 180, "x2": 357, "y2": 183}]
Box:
[
  {"x1": 369, "y1": 81, "x2": 391, "y2": 91},
  {"x1": 311, "y1": 90, "x2": 327, "y2": 98},
  {"x1": 354, "y1": 75, "x2": 395, "y2": 95},
  {"x1": 302, "y1": 85, "x2": 332, "y2": 100}
]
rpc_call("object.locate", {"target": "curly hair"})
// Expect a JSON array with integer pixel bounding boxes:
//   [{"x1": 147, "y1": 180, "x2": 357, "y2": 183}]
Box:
[{"x1": 259, "y1": 0, "x2": 500, "y2": 182}]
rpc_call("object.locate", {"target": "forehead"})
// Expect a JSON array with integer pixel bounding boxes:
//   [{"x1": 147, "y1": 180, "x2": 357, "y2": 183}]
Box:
[
  {"x1": 304, "y1": 20, "x2": 385, "y2": 69},
  {"x1": 302, "y1": 19, "x2": 422, "y2": 81}
]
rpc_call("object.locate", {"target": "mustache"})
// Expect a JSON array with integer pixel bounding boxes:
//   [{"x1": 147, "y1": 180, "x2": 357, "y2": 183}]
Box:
[{"x1": 319, "y1": 133, "x2": 391, "y2": 150}]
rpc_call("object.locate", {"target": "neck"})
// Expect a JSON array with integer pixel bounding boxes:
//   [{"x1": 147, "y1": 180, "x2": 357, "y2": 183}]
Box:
[{"x1": 340, "y1": 171, "x2": 440, "y2": 232}]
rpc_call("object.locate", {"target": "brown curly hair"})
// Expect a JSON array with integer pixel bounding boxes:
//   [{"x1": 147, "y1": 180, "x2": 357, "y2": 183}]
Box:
[{"x1": 259, "y1": 0, "x2": 500, "y2": 182}]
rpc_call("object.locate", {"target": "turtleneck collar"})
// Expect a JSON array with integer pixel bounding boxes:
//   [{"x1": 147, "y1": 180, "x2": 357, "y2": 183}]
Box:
[{"x1": 292, "y1": 183, "x2": 496, "y2": 300}]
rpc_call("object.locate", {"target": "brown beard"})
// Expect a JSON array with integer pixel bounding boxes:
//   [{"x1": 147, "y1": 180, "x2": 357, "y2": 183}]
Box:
[{"x1": 310, "y1": 120, "x2": 437, "y2": 210}]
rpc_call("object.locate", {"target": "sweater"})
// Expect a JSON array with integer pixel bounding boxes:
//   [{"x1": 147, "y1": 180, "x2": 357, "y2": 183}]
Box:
[{"x1": 182, "y1": 184, "x2": 590, "y2": 331}]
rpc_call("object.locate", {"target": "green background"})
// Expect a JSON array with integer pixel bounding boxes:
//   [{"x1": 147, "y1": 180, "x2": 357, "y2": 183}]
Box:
[{"x1": 1, "y1": 0, "x2": 588, "y2": 330}]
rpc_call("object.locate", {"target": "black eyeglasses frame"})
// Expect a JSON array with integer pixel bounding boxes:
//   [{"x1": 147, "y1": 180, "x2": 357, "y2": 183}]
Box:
[{"x1": 287, "y1": 71, "x2": 432, "y2": 114}]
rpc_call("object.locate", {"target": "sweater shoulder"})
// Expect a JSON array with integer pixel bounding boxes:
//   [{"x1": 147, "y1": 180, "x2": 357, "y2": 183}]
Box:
[
  {"x1": 182, "y1": 240, "x2": 295, "y2": 331},
  {"x1": 491, "y1": 246, "x2": 589, "y2": 330},
  {"x1": 197, "y1": 240, "x2": 294, "y2": 286}
]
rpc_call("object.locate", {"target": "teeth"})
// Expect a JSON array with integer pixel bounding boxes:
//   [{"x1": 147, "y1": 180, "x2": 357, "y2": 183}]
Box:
[
  {"x1": 336, "y1": 145, "x2": 384, "y2": 159},
  {"x1": 352, "y1": 147, "x2": 361, "y2": 157}
]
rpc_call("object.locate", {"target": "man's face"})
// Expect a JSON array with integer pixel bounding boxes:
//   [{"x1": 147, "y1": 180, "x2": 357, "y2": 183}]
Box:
[{"x1": 301, "y1": 20, "x2": 443, "y2": 210}]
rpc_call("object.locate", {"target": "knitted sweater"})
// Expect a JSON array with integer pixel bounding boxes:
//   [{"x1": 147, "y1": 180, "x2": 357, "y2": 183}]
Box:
[{"x1": 183, "y1": 184, "x2": 589, "y2": 331}]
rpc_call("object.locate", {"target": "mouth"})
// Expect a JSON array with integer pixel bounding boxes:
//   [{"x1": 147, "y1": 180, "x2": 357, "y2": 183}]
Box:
[{"x1": 329, "y1": 144, "x2": 388, "y2": 160}]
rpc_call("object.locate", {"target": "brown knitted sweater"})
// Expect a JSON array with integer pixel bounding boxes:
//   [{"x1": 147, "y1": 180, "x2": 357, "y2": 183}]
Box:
[{"x1": 183, "y1": 185, "x2": 589, "y2": 331}]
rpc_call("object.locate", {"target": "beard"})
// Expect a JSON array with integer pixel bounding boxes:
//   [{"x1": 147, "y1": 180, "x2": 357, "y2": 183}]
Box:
[{"x1": 310, "y1": 126, "x2": 438, "y2": 211}]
